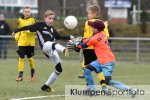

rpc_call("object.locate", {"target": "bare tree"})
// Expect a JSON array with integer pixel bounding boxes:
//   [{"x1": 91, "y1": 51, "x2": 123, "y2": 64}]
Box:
[{"x1": 38, "y1": 0, "x2": 60, "y2": 19}]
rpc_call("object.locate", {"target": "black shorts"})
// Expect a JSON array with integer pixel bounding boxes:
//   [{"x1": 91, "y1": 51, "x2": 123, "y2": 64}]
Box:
[
  {"x1": 83, "y1": 49, "x2": 97, "y2": 65},
  {"x1": 17, "y1": 46, "x2": 34, "y2": 58}
]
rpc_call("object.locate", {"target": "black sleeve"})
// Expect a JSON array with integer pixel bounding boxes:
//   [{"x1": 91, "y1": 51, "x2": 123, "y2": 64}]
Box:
[
  {"x1": 14, "y1": 22, "x2": 40, "y2": 33},
  {"x1": 53, "y1": 27, "x2": 70, "y2": 40}
]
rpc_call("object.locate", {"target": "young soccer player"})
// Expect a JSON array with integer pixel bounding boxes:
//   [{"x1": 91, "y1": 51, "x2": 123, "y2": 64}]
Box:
[
  {"x1": 79, "y1": 5, "x2": 110, "y2": 78},
  {"x1": 79, "y1": 4, "x2": 110, "y2": 91},
  {"x1": 12, "y1": 10, "x2": 73, "y2": 92},
  {"x1": 14, "y1": 6, "x2": 36, "y2": 81},
  {"x1": 77, "y1": 20, "x2": 135, "y2": 97}
]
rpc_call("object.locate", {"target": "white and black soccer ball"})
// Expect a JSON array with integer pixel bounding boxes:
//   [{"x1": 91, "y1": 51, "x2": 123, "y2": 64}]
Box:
[{"x1": 64, "y1": 16, "x2": 78, "y2": 30}]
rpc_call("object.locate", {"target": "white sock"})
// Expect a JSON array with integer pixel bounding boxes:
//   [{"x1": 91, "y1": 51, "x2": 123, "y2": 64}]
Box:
[
  {"x1": 55, "y1": 44, "x2": 65, "y2": 53},
  {"x1": 45, "y1": 71, "x2": 59, "y2": 86}
]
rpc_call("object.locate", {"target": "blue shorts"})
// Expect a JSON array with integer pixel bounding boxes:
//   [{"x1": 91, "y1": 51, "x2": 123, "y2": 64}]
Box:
[{"x1": 90, "y1": 60, "x2": 115, "y2": 76}]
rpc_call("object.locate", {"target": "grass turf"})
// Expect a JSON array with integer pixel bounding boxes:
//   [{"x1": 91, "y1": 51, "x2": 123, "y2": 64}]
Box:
[{"x1": 0, "y1": 59, "x2": 150, "y2": 100}]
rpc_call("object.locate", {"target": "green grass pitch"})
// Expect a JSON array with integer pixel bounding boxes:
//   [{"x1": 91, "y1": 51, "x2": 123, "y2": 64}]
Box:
[{"x1": 0, "y1": 59, "x2": 150, "y2": 100}]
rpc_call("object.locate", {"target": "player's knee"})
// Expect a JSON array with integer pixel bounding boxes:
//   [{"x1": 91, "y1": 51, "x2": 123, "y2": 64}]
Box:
[
  {"x1": 105, "y1": 76, "x2": 112, "y2": 85},
  {"x1": 85, "y1": 64, "x2": 96, "y2": 72},
  {"x1": 52, "y1": 43, "x2": 57, "y2": 50},
  {"x1": 19, "y1": 55, "x2": 24, "y2": 58},
  {"x1": 17, "y1": 50, "x2": 25, "y2": 58},
  {"x1": 55, "y1": 62, "x2": 62, "y2": 73},
  {"x1": 84, "y1": 64, "x2": 95, "y2": 75}
]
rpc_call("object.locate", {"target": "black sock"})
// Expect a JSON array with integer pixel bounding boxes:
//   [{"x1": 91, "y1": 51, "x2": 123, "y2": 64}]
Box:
[
  {"x1": 31, "y1": 69, "x2": 35, "y2": 77},
  {"x1": 19, "y1": 71, "x2": 23, "y2": 77}
]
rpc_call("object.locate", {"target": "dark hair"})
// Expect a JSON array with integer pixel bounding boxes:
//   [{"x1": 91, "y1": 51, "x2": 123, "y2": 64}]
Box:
[{"x1": 88, "y1": 20, "x2": 105, "y2": 31}]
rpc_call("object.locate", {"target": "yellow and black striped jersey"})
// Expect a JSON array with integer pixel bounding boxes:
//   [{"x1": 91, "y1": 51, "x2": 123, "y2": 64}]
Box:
[{"x1": 14, "y1": 17, "x2": 36, "y2": 46}]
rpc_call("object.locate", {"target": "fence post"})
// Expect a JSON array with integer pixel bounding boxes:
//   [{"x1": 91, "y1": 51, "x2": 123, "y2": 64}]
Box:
[{"x1": 136, "y1": 38, "x2": 140, "y2": 63}]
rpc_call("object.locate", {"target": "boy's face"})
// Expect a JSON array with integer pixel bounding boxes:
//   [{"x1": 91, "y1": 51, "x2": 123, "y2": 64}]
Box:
[
  {"x1": 87, "y1": 10, "x2": 96, "y2": 20},
  {"x1": 92, "y1": 27, "x2": 98, "y2": 34},
  {"x1": 44, "y1": 15, "x2": 55, "y2": 26},
  {"x1": 23, "y1": 8, "x2": 31, "y2": 18}
]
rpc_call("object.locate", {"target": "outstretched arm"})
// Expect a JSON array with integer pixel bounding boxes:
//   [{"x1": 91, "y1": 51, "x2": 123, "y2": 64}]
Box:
[
  {"x1": 77, "y1": 38, "x2": 94, "y2": 49},
  {"x1": 52, "y1": 27, "x2": 72, "y2": 40},
  {"x1": 77, "y1": 43, "x2": 88, "y2": 48},
  {"x1": 12, "y1": 23, "x2": 39, "y2": 36}
]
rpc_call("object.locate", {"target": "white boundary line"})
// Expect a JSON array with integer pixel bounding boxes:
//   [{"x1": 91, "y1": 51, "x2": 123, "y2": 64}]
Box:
[
  {"x1": 10, "y1": 95, "x2": 65, "y2": 100},
  {"x1": 10, "y1": 92, "x2": 150, "y2": 100}
]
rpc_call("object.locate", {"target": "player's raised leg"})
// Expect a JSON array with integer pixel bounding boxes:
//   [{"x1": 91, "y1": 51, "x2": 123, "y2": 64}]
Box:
[
  {"x1": 41, "y1": 62, "x2": 62, "y2": 92},
  {"x1": 41, "y1": 42, "x2": 68, "y2": 92},
  {"x1": 54, "y1": 43, "x2": 69, "y2": 56}
]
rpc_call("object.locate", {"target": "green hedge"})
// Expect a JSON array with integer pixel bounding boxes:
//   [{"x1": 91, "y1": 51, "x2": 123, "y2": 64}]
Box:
[
  {"x1": 111, "y1": 24, "x2": 150, "y2": 37},
  {"x1": 6, "y1": 18, "x2": 18, "y2": 33}
]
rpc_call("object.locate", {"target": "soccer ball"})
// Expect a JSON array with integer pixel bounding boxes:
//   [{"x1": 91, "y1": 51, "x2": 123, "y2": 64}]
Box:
[{"x1": 64, "y1": 16, "x2": 78, "y2": 29}]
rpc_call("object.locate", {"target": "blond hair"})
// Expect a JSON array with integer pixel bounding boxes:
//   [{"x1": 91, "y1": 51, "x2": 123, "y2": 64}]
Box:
[
  {"x1": 23, "y1": 6, "x2": 31, "y2": 10},
  {"x1": 86, "y1": 5, "x2": 100, "y2": 18},
  {"x1": 44, "y1": 10, "x2": 55, "y2": 18}
]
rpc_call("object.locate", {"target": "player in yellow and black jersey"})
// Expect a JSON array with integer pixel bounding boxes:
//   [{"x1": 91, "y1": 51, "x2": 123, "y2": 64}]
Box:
[
  {"x1": 78, "y1": 5, "x2": 110, "y2": 93},
  {"x1": 14, "y1": 6, "x2": 36, "y2": 81}
]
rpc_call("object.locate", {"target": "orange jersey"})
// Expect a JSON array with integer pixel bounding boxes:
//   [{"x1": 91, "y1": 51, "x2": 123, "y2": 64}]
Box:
[{"x1": 86, "y1": 31, "x2": 115, "y2": 64}]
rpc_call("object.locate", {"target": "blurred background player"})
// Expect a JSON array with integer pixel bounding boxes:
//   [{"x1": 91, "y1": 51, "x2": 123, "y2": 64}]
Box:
[
  {"x1": 79, "y1": 4, "x2": 110, "y2": 90},
  {"x1": 0, "y1": 14, "x2": 11, "y2": 59},
  {"x1": 14, "y1": 6, "x2": 36, "y2": 81},
  {"x1": 12, "y1": 10, "x2": 73, "y2": 92}
]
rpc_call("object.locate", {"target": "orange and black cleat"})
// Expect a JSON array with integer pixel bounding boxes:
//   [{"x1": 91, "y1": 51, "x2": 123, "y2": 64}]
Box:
[
  {"x1": 30, "y1": 74, "x2": 35, "y2": 81},
  {"x1": 16, "y1": 77, "x2": 23, "y2": 81}
]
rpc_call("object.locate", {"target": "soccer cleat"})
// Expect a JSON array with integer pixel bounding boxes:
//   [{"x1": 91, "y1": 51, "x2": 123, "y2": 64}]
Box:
[
  {"x1": 16, "y1": 77, "x2": 23, "y2": 81},
  {"x1": 101, "y1": 86, "x2": 111, "y2": 96},
  {"x1": 41, "y1": 84, "x2": 54, "y2": 92},
  {"x1": 78, "y1": 75, "x2": 85, "y2": 78},
  {"x1": 63, "y1": 48, "x2": 69, "y2": 56},
  {"x1": 30, "y1": 72, "x2": 35, "y2": 81},
  {"x1": 30, "y1": 76, "x2": 35, "y2": 81}
]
